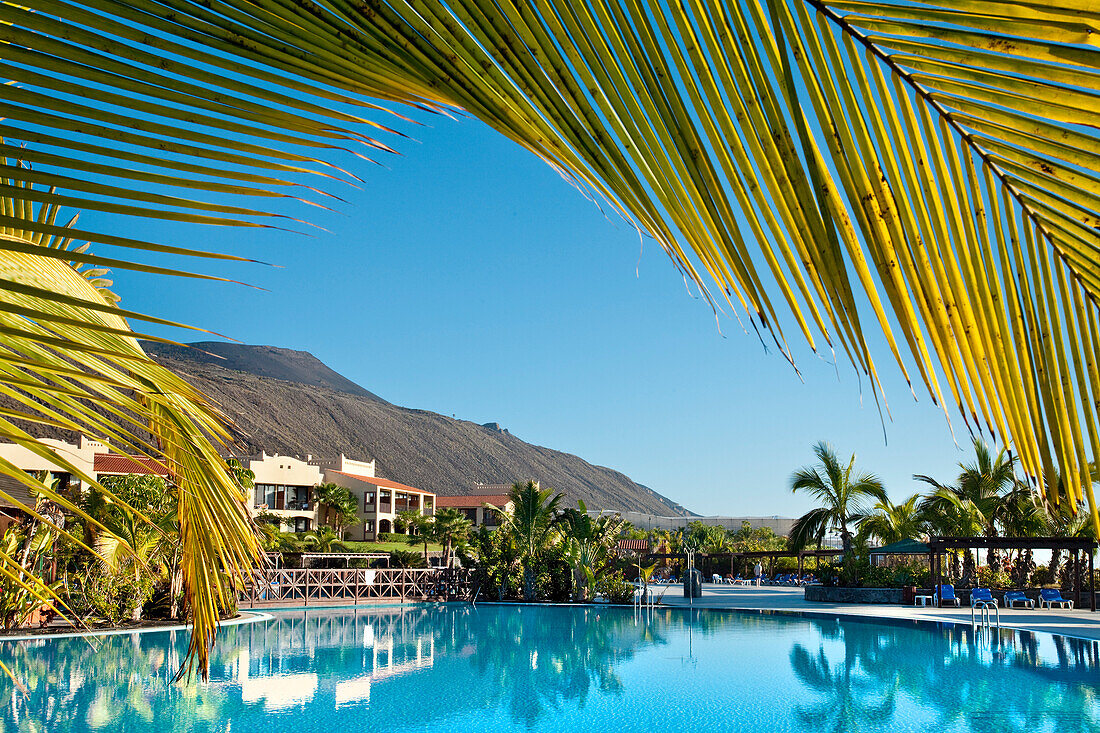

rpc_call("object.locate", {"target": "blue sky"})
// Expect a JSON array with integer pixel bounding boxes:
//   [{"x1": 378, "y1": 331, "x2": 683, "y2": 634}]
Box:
[{"x1": 103, "y1": 111, "x2": 974, "y2": 517}]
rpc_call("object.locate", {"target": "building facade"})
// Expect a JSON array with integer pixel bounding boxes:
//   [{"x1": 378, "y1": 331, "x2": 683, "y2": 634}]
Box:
[
  {"x1": 246, "y1": 452, "x2": 436, "y2": 539},
  {"x1": 322, "y1": 456, "x2": 435, "y2": 541},
  {"x1": 592, "y1": 511, "x2": 798, "y2": 537},
  {"x1": 434, "y1": 494, "x2": 513, "y2": 529},
  {"x1": 0, "y1": 438, "x2": 438, "y2": 542}
]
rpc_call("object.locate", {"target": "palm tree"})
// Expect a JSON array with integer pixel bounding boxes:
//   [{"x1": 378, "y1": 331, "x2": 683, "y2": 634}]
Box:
[
  {"x1": 493, "y1": 481, "x2": 564, "y2": 601},
  {"x1": 432, "y1": 508, "x2": 473, "y2": 569},
  {"x1": 7, "y1": 0, "x2": 1100, "y2": 673},
  {"x1": 857, "y1": 495, "x2": 929, "y2": 546},
  {"x1": 313, "y1": 483, "x2": 360, "y2": 539},
  {"x1": 399, "y1": 511, "x2": 435, "y2": 564},
  {"x1": 556, "y1": 502, "x2": 624, "y2": 601},
  {"x1": 300, "y1": 526, "x2": 348, "y2": 554},
  {"x1": 790, "y1": 441, "x2": 887, "y2": 555},
  {"x1": 916, "y1": 440, "x2": 1027, "y2": 566}
]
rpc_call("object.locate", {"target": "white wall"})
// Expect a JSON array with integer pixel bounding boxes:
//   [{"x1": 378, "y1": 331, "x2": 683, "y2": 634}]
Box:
[
  {"x1": 592, "y1": 511, "x2": 796, "y2": 536},
  {"x1": 248, "y1": 453, "x2": 324, "y2": 487}
]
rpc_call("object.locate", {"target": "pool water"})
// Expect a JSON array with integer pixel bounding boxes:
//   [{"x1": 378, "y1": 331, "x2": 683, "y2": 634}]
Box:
[{"x1": 1, "y1": 605, "x2": 1098, "y2": 732}]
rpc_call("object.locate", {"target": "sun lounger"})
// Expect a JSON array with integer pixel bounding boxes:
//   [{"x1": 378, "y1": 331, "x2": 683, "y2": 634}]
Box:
[
  {"x1": 1003, "y1": 590, "x2": 1034, "y2": 609},
  {"x1": 970, "y1": 587, "x2": 997, "y2": 607},
  {"x1": 1039, "y1": 588, "x2": 1073, "y2": 609},
  {"x1": 934, "y1": 584, "x2": 961, "y2": 607}
]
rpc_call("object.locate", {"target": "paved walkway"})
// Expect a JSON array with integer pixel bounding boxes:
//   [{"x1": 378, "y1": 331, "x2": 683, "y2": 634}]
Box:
[{"x1": 655, "y1": 584, "x2": 1100, "y2": 640}]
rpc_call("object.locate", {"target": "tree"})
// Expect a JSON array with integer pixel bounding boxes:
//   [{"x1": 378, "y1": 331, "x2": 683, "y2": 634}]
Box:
[
  {"x1": 790, "y1": 442, "x2": 887, "y2": 555},
  {"x1": 301, "y1": 526, "x2": 349, "y2": 553},
  {"x1": 432, "y1": 508, "x2": 473, "y2": 569},
  {"x1": 916, "y1": 440, "x2": 1027, "y2": 565},
  {"x1": 557, "y1": 502, "x2": 624, "y2": 601},
  {"x1": 8, "y1": 0, "x2": 1100, "y2": 675},
  {"x1": 857, "y1": 495, "x2": 929, "y2": 546},
  {"x1": 493, "y1": 481, "x2": 564, "y2": 601},
  {"x1": 313, "y1": 483, "x2": 360, "y2": 539},
  {"x1": 400, "y1": 511, "x2": 435, "y2": 564}
]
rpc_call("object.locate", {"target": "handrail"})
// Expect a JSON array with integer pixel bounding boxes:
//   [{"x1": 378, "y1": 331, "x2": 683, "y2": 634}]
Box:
[{"x1": 971, "y1": 600, "x2": 1000, "y2": 631}]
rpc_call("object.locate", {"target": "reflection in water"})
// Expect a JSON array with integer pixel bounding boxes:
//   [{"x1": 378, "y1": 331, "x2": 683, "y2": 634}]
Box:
[
  {"x1": 789, "y1": 616, "x2": 1100, "y2": 733},
  {"x1": 1, "y1": 606, "x2": 1098, "y2": 732}
]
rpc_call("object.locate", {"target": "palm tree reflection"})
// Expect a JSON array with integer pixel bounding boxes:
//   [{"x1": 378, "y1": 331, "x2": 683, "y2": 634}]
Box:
[
  {"x1": 2, "y1": 607, "x2": 1098, "y2": 731},
  {"x1": 791, "y1": 617, "x2": 1100, "y2": 733}
]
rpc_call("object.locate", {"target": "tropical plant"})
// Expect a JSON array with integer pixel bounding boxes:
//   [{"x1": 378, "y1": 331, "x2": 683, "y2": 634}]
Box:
[
  {"x1": 7, "y1": 0, "x2": 1100, "y2": 674},
  {"x1": 595, "y1": 571, "x2": 636, "y2": 605},
  {"x1": 557, "y1": 502, "x2": 624, "y2": 601},
  {"x1": 790, "y1": 442, "x2": 887, "y2": 555},
  {"x1": 857, "y1": 495, "x2": 929, "y2": 546},
  {"x1": 0, "y1": 523, "x2": 62, "y2": 630},
  {"x1": 312, "y1": 483, "x2": 359, "y2": 538},
  {"x1": 388, "y1": 549, "x2": 427, "y2": 569},
  {"x1": 400, "y1": 510, "x2": 435, "y2": 564},
  {"x1": 492, "y1": 481, "x2": 564, "y2": 601},
  {"x1": 916, "y1": 439, "x2": 1029, "y2": 565},
  {"x1": 300, "y1": 526, "x2": 349, "y2": 553},
  {"x1": 432, "y1": 507, "x2": 472, "y2": 569}
]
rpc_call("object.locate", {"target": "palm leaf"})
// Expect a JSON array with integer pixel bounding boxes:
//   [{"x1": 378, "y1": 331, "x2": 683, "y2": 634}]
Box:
[{"x1": 3, "y1": 0, "x2": 1100, "y2": 673}]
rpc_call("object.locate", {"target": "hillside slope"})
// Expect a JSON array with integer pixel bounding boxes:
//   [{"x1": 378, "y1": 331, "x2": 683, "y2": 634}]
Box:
[{"x1": 143, "y1": 343, "x2": 690, "y2": 515}]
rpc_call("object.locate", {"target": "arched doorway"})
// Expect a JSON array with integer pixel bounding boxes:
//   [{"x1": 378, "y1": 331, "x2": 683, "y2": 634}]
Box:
[{"x1": 378, "y1": 519, "x2": 392, "y2": 534}]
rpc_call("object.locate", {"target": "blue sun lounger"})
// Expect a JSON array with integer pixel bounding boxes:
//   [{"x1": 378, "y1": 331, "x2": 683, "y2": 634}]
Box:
[
  {"x1": 970, "y1": 587, "x2": 996, "y2": 607},
  {"x1": 1003, "y1": 590, "x2": 1034, "y2": 609},
  {"x1": 933, "y1": 584, "x2": 960, "y2": 607},
  {"x1": 1039, "y1": 588, "x2": 1073, "y2": 609}
]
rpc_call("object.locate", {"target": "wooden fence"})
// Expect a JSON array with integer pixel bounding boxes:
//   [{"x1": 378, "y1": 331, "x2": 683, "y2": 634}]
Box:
[{"x1": 239, "y1": 567, "x2": 472, "y2": 608}]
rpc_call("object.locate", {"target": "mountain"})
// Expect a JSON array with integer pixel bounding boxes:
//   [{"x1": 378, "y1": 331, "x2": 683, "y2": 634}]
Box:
[{"x1": 142, "y1": 342, "x2": 691, "y2": 516}]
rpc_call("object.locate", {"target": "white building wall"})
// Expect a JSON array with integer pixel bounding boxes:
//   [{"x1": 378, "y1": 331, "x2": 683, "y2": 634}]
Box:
[
  {"x1": 591, "y1": 511, "x2": 796, "y2": 537},
  {"x1": 0, "y1": 435, "x2": 108, "y2": 486},
  {"x1": 248, "y1": 453, "x2": 324, "y2": 532},
  {"x1": 334, "y1": 455, "x2": 376, "y2": 478}
]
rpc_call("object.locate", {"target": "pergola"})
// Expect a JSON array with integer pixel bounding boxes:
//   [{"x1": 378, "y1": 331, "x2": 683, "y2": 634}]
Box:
[
  {"x1": 927, "y1": 536, "x2": 1097, "y2": 611},
  {"x1": 869, "y1": 538, "x2": 930, "y2": 566},
  {"x1": 300, "y1": 552, "x2": 391, "y2": 568}
]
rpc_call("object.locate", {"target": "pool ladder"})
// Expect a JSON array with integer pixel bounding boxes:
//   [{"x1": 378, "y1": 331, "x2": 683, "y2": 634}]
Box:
[{"x1": 971, "y1": 600, "x2": 1000, "y2": 631}]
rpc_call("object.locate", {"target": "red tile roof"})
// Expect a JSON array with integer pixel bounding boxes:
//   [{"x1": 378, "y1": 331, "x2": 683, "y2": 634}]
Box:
[
  {"x1": 94, "y1": 453, "x2": 169, "y2": 476},
  {"x1": 617, "y1": 539, "x2": 650, "y2": 551},
  {"x1": 435, "y1": 494, "x2": 511, "y2": 508},
  {"x1": 329, "y1": 471, "x2": 430, "y2": 495}
]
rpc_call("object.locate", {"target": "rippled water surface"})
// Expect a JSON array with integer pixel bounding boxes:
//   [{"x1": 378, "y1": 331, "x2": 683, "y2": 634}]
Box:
[{"x1": 2, "y1": 605, "x2": 1099, "y2": 732}]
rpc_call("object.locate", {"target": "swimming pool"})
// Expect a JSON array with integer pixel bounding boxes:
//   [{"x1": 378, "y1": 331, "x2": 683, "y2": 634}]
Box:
[{"x1": 2, "y1": 604, "x2": 1097, "y2": 731}]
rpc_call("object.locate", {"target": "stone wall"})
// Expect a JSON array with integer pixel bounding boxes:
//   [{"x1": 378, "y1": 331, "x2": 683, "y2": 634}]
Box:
[{"x1": 805, "y1": 586, "x2": 908, "y2": 604}]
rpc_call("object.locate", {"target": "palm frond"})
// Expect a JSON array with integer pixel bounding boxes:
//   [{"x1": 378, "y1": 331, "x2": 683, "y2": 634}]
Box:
[{"x1": 3, "y1": 0, "x2": 1100, "y2": 672}]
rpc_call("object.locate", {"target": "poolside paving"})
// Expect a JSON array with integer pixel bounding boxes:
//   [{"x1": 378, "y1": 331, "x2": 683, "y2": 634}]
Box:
[{"x1": 657, "y1": 583, "x2": 1100, "y2": 641}]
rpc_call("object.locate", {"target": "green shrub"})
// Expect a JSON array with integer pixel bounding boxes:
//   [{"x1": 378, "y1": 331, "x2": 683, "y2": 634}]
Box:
[
  {"x1": 596, "y1": 572, "x2": 636, "y2": 604},
  {"x1": 78, "y1": 568, "x2": 156, "y2": 625},
  {"x1": 977, "y1": 566, "x2": 1011, "y2": 589},
  {"x1": 535, "y1": 559, "x2": 573, "y2": 602},
  {"x1": 890, "y1": 563, "x2": 931, "y2": 588},
  {"x1": 388, "y1": 550, "x2": 426, "y2": 568},
  {"x1": 378, "y1": 532, "x2": 408, "y2": 543},
  {"x1": 860, "y1": 564, "x2": 896, "y2": 588}
]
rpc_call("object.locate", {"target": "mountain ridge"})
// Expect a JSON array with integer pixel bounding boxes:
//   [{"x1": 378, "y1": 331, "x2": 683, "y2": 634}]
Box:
[{"x1": 142, "y1": 342, "x2": 691, "y2": 516}]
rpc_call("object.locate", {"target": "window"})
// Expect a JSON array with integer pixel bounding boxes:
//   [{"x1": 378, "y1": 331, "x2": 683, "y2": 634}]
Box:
[
  {"x1": 364, "y1": 491, "x2": 375, "y2": 506},
  {"x1": 293, "y1": 517, "x2": 311, "y2": 533},
  {"x1": 364, "y1": 520, "x2": 374, "y2": 533}
]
